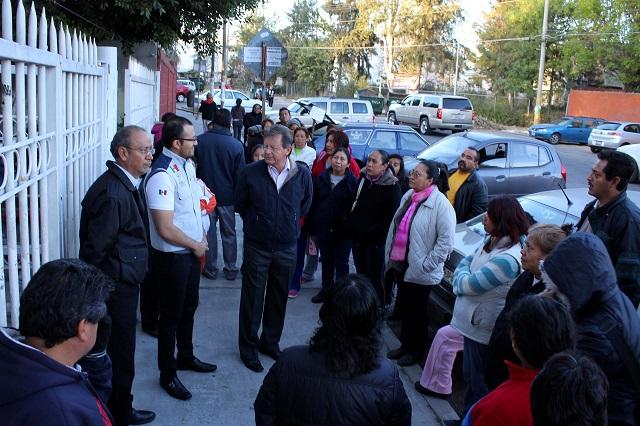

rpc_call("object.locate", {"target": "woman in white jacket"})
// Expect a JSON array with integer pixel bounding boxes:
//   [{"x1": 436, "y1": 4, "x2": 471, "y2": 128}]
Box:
[
  {"x1": 384, "y1": 160, "x2": 456, "y2": 367},
  {"x1": 289, "y1": 127, "x2": 316, "y2": 168}
]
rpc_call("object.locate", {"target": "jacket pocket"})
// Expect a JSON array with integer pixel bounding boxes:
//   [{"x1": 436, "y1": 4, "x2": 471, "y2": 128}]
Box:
[{"x1": 116, "y1": 246, "x2": 148, "y2": 284}]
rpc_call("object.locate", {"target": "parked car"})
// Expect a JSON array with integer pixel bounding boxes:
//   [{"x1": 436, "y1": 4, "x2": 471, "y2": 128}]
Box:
[
  {"x1": 266, "y1": 97, "x2": 375, "y2": 125},
  {"x1": 387, "y1": 94, "x2": 475, "y2": 135},
  {"x1": 405, "y1": 130, "x2": 566, "y2": 197},
  {"x1": 588, "y1": 121, "x2": 640, "y2": 153},
  {"x1": 197, "y1": 89, "x2": 267, "y2": 111},
  {"x1": 428, "y1": 188, "x2": 640, "y2": 329},
  {"x1": 312, "y1": 123, "x2": 430, "y2": 167},
  {"x1": 177, "y1": 79, "x2": 196, "y2": 92},
  {"x1": 528, "y1": 116, "x2": 605, "y2": 145},
  {"x1": 176, "y1": 83, "x2": 190, "y2": 103},
  {"x1": 616, "y1": 144, "x2": 640, "y2": 182}
]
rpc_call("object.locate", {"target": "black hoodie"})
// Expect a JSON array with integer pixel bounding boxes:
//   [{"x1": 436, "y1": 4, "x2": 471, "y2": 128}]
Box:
[{"x1": 543, "y1": 232, "x2": 640, "y2": 426}]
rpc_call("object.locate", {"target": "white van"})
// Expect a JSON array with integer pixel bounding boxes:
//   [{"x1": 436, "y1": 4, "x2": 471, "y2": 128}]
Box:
[{"x1": 268, "y1": 97, "x2": 375, "y2": 125}]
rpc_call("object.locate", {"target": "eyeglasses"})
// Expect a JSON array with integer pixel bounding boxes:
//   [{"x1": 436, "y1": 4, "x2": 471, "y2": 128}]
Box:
[
  {"x1": 178, "y1": 138, "x2": 197, "y2": 143},
  {"x1": 409, "y1": 169, "x2": 426, "y2": 178},
  {"x1": 124, "y1": 146, "x2": 154, "y2": 156}
]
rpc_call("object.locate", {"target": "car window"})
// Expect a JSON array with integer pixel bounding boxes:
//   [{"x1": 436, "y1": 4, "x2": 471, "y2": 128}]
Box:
[
  {"x1": 584, "y1": 119, "x2": 596, "y2": 128},
  {"x1": 224, "y1": 91, "x2": 234, "y2": 99},
  {"x1": 418, "y1": 134, "x2": 475, "y2": 164},
  {"x1": 402, "y1": 96, "x2": 413, "y2": 105},
  {"x1": 598, "y1": 122, "x2": 621, "y2": 131},
  {"x1": 442, "y1": 98, "x2": 472, "y2": 110},
  {"x1": 623, "y1": 124, "x2": 639, "y2": 133},
  {"x1": 313, "y1": 102, "x2": 327, "y2": 111},
  {"x1": 510, "y1": 143, "x2": 539, "y2": 168},
  {"x1": 352, "y1": 102, "x2": 369, "y2": 114},
  {"x1": 478, "y1": 143, "x2": 507, "y2": 168},
  {"x1": 399, "y1": 132, "x2": 427, "y2": 151},
  {"x1": 236, "y1": 92, "x2": 250, "y2": 101},
  {"x1": 344, "y1": 129, "x2": 372, "y2": 145},
  {"x1": 369, "y1": 131, "x2": 396, "y2": 150},
  {"x1": 288, "y1": 103, "x2": 303, "y2": 113},
  {"x1": 539, "y1": 147, "x2": 552, "y2": 166},
  {"x1": 330, "y1": 102, "x2": 349, "y2": 114},
  {"x1": 570, "y1": 120, "x2": 581, "y2": 128},
  {"x1": 411, "y1": 97, "x2": 422, "y2": 106}
]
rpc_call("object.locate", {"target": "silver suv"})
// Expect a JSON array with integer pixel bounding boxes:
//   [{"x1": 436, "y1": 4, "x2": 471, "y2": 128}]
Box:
[{"x1": 387, "y1": 94, "x2": 475, "y2": 135}]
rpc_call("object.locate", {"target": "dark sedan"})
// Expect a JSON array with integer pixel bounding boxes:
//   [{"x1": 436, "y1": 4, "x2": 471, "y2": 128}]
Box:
[
  {"x1": 428, "y1": 188, "x2": 640, "y2": 330},
  {"x1": 312, "y1": 123, "x2": 430, "y2": 167},
  {"x1": 406, "y1": 130, "x2": 567, "y2": 198}
]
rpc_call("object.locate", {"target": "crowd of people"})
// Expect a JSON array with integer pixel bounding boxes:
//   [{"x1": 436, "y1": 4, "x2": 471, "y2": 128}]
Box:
[{"x1": 1, "y1": 104, "x2": 639, "y2": 426}]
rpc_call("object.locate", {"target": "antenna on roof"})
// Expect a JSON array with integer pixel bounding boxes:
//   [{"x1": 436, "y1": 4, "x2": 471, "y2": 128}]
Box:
[{"x1": 558, "y1": 182, "x2": 573, "y2": 206}]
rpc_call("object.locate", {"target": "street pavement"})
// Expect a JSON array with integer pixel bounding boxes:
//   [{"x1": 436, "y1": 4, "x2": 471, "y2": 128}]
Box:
[{"x1": 132, "y1": 106, "x2": 452, "y2": 425}]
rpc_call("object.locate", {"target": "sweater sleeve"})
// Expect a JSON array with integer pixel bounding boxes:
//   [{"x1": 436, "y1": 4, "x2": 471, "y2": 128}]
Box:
[
  {"x1": 254, "y1": 362, "x2": 279, "y2": 426},
  {"x1": 452, "y1": 252, "x2": 520, "y2": 296}
]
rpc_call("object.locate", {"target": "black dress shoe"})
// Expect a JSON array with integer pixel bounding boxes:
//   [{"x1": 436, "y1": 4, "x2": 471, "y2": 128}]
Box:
[
  {"x1": 387, "y1": 346, "x2": 407, "y2": 360},
  {"x1": 176, "y1": 357, "x2": 217, "y2": 373},
  {"x1": 310, "y1": 290, "x2": 325, "y2": 304},
  {"x1": 202, "y1": 270, "x2": 217, "y2": 280},
  {"x1": 397, "y1": 353, "x2": 419, "y2": 366},
  {"x1": 129, "y1": 408, "x2": 156, "y2": 425},
  {"x1": 141, "y1": 324, "x2": 159, "y2": 338},
  {"x1": 414, "y1": 381, "x2": 450, "y2": 399},
  {"x1": 259, "y1": 345, "x2": 282, "y2": 361},
  {"x1": 160, "y1": 376, "x2": 192, "y2": 400},
  {"x1": 242, "y1": 358, "x2": 264, "y2": 373}
]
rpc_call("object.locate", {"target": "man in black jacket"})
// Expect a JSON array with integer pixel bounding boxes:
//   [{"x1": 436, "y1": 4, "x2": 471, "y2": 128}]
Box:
[
  {"x1": 235, "y1": 125, "x2": 313, "y2": 373},
  {"x1": 447, "y1": 147, "x2": 488, "y2": 223},
  {"x1": 79, "y1": 125, "x2": 155, "y2": 426},
  {"x1": 577, "y1": 149, "x2": 640, "y2": 307},
  {"x1": 196, "y1": 109, "x2": 245, "y2": 281}
]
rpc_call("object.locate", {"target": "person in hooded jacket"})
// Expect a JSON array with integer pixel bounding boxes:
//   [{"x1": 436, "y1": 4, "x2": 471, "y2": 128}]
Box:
[
  {"x1": 0, "y1": 259, "x2": 114, "y2": 426},
  {"x1": 243, "y1": 104, "x2": 263, "y2": 146},
  {"x1": 541, "y1": 232, "x2": 640, "y2": 426},
  {"x1": 254, "y1": 274, "x2": 411, "y2": 425},
  {"x1": 348, "y1": 149, "x2": 402, "y2": 304}
]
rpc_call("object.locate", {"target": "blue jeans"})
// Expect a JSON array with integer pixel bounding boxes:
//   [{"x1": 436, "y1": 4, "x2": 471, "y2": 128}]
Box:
[
  {"x1": 205, "y1": 205, "x2": 239, "y2": 279},
  {"x1": 462, "y1": 337, "x2": 489, "y2": 414}
]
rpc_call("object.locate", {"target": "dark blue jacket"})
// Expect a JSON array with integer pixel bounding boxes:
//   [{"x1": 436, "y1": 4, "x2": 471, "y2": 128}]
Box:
[
  {"x1": 235, "y1": 159, "x2": 312, "y2": 250},
  {"x1": 305, "y1": 169, "x2": 358, "y2": 239},
  {"x1": 543, "y1": 232, "x2": 640, "y2": 426},
  {"x1": 196, "y1": 127, "x2": 246, "y2": 206},
  {"x1": 0, "y1": 328, "x2": 113, "y2": 425}
]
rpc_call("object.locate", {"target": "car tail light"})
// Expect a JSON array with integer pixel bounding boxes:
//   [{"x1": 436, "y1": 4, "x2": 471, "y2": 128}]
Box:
[
  {"x1": 561, "y1": 163, "x2": 567, "y2": 183},
  {"x1": 437, "y1": 108, "x2": 443, "y2": 120},
  {"x1": 472, "y1": 111, "x2": 477, "y2": 121},
  {"x1": 606, "y1": 131, "x2": 621, "y2": 136}
]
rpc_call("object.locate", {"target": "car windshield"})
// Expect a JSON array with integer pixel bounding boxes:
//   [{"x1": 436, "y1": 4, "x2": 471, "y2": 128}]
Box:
[
  {"x1": 466, "y1": 198, "x2": 578, "y2": 237},
  {"x1": 443, "y1": 98, "x2": 472, "y2": 110},
  {"x1": 550, "y1": 118, "x2": 572, "y2": 126},
  {"x1": 417, "y1": 134, "x2": 477, "y2": 164},
  {"x1": 596, "y1": 122, "x2": 621, "y2": 130}
]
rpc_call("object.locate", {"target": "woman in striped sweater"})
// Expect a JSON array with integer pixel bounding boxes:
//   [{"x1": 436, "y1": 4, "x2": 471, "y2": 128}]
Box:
[{"x1": 450, "y1": 196, "x2": 531, "y2": 415}]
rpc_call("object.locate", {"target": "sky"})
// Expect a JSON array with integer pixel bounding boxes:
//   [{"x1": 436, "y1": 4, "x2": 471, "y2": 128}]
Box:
[{"x1": 178, "y1": 0, "x2": 494, "y2": 72}]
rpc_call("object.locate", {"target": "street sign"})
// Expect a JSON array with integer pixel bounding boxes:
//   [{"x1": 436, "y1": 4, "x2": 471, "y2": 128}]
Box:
[{"x1": 241, "y1": 28, "x2": 288, "y2": 82}]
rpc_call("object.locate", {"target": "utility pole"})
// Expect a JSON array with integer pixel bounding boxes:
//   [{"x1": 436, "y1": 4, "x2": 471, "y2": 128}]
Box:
[
  {"x1": 453, "y1": 41, "x2": 460, "y2": 96},
  {"x1": 221, "y1": 20, "x2": 227, "y2": 108},
  {"x1": 534, "y1": 0, "x2": 550, "y2": 124}
]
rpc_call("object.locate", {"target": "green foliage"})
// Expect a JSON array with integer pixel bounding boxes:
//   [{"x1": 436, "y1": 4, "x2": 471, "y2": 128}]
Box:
[{"x1": 38, "y1": 0, "x2": 261, "y2": 55}]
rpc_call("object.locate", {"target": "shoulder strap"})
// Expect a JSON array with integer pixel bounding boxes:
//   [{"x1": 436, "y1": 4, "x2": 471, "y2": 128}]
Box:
[
  {"x1": 599, "y1": 309, "x2": 640, "y2": 390},
  {"x1": 351, "y1": 178, "x2": 366, "y2": 212}
]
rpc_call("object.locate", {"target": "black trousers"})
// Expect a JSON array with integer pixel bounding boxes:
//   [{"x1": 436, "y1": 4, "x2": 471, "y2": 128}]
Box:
[
  {"x1": 318, "y1": 236, "x2": 352, "y2": 292},
  {"x1": 352, "y1": 242, "x2": 386, "y2": 305},
  {"x1": 103, "y1": 282, "x2": 139, "y2": 426},
  {"x1": 397, "y1": 277, "x2": 433, "y2": 358},
  {"x1": 238, "y1": 242, "x2": 296, "y2": 362},
  {"x1": 140, "y1": 270, "x2": 159, "y2": 330},
  {"x1": 151, "y1": 249, "x2": 201, "y2": 378}
]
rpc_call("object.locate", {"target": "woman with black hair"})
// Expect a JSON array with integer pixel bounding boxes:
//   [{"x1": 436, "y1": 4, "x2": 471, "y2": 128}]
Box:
[
  {"x1": 384, "y1": 160, "x2": 456, "y2": 367},
  {"x1": 254, "y1": 274, "x2": 412, "y2": 425},
  {"x1": 305, "y1": 148, "x2": 358, "y2": 303},
  {"x1": 389, "y1": 154, "x2": 409, "y2": 194}
]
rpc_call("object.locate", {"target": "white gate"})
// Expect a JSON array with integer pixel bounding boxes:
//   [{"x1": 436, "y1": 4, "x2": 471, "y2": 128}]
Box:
[
  {"x1": 124, "y1": 56, "x2": 157, "y2": 132},
  {"x1": 0, "y1": 0, "x2": 109, "y2": 326}
]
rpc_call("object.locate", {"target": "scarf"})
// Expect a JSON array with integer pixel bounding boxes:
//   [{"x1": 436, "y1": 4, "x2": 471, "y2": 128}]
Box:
[{"x1": 390, "y1": 185, "x2": 435, "y2": 261}]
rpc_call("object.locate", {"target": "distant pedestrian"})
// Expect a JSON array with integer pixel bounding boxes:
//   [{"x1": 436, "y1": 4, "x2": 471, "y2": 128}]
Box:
[
  {"x1": 0, "y1": 259, "x2": 114, "y2": 426},
  {"x1": 79, "y1": 125, "x2": 155, "y2": 425},
  {"x1": 196, "y1": 108, "x2": 245, "y2": 282},
  {"x1": 231, "y1": 98, "x2": 245, "y2": 141},
  {"x1": 577, "y1": 149, "x2": 640, "y2": 307},
  {"x1": 254, "y1": 274, "x2": 412, "y2": 425},
  {"x1": 348, "y1": 150, "x2": 402, "y2": 304},
  {"x1": 145, "y1": 116, "x2": 217, "y2": 401},
  {"x1": 530, "y1": 352, "x2": 609, "y2": 426},
  {"x1": 235, "y1": 124, "x2": 312, "y2": 373},
  {"x1": 243, "y1": 104, "x2": 263, "y2": 146},
  {"x1": 198, "y1": 93, "x2": 217, "y2": 131},
  {"x1": 447, "y1": 147, "x2": 488, "y2": 223},
  {"x1": 267, "y1": 86, "x2": 275, "y2": 108}
]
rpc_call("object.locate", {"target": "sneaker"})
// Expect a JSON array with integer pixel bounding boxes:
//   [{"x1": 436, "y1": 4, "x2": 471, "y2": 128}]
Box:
[{"x1": 288, "y1": 289, "x2": 299, "y2": 299}]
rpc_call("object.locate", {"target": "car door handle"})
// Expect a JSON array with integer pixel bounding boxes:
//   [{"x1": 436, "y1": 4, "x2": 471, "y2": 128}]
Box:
[
  {"x1": 542, "y1": 171, "x2": 551, "y2": 176},
  {"x1": 496, "y1": 175, "x2": 506, "y2": 182}
]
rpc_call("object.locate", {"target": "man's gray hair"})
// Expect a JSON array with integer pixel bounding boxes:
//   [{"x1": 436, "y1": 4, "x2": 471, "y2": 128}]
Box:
[
  {"x1": 110, "y1": 125, "x2": 147, "y2": 159},
  {"x1": 263, "y1": 124, "x2": 293, "y2": 148}
]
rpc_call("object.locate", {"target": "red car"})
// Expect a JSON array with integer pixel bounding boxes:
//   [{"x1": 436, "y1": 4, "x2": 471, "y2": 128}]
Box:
[{"x1": 176, "y1": 83, "x2": 190, "y2": 103}]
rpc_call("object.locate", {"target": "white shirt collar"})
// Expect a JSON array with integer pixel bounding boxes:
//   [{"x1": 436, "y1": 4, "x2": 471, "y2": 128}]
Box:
[{"x1": 114, "y1": 163, "x2": 142, "y2": 188}]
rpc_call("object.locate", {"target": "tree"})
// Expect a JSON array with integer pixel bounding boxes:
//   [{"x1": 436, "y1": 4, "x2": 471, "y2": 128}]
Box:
[{"x1": 37, "y1": 0, "x2": 261, "y2": 55}]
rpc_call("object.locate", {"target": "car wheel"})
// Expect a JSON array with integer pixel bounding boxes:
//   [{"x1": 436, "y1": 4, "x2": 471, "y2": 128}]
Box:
[
  {"x1": 387, "y1": 112, "x2": 397, "y2": 125},
  {"x1": 590, "y1": 146, "x2": 601, "y2": 154},
  {"x1": 419, "y1": 117, "x2": 431, "y2": 135},
  {"x1": 177, "y1": 94, "x2": 185, "y2": 103},
  {"x1": 549, "y1": 133, "x2": 560, "y2": 145}
]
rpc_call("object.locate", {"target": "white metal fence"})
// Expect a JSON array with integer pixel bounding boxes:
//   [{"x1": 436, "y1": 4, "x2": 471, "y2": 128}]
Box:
[
  {"x1": 124, "y1": 56, "x2": 157, "y2": 132},
  {"x1": 0, "y1": 0, "x2": 108, "y2": 327}
]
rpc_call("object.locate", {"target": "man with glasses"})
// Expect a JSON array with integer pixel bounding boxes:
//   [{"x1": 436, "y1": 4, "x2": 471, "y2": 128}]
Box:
[
  {"x1": 79, "y1": 125, "x2": 155, "y2": 425},
  {"x1": 145, "y1": 116, "x2": 216, "y2": 401},
  {"x1": 235, "y1": 124, "x2": 312, "y2": 372}
]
